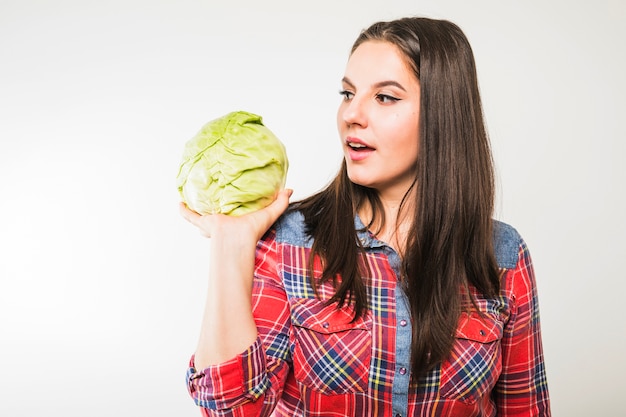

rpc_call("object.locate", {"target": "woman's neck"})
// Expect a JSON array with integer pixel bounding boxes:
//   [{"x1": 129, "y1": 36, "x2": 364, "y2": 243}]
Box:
[{"x1": 359, "y1": 189, "x2": 416, "y2": 256}]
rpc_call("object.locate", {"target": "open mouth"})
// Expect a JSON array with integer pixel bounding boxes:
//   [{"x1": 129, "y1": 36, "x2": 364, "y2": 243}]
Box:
[{"x1": 347, "y1": 140, "x2": 374, "y2": 151}]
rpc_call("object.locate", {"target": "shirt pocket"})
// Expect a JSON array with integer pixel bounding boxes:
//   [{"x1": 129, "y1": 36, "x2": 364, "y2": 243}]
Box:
[
  {"x1": 438, "y1": 311, "x2": 503, "y2": 404},
  {"x1": 290, "y1": 297, "x2": 372, "y2": 395}
]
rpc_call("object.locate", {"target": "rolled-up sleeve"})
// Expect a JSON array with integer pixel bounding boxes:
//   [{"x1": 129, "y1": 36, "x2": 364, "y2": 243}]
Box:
[{"x1": 187, "y1": 338, "x2": 269, "y2": 411}]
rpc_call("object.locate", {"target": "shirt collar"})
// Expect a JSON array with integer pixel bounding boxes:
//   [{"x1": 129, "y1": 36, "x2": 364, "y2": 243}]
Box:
[{"x1": 354, "y1": 214, "x2": 387, "y2": 249}]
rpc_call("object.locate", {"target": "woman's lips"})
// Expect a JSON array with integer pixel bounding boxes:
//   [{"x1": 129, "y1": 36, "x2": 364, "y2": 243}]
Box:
[{"x1": 346, "y1": 137, "x2": 374, "y2": 161}]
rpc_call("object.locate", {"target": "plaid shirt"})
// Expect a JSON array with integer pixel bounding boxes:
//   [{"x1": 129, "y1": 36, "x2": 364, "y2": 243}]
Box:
[{"x1": 187, "y1": 211, "x2": 551, "y2": 416}]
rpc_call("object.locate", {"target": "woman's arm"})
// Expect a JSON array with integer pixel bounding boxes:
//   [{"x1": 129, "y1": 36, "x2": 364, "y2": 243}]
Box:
[
  {"x1": 180, "y1": 189, "x2": 292, "y2": 368},
  {"x1": 495, "y1": 240, "x2": 551, "y2": 416},
  {"x1": 181, "y1": 190, "x2": 293, "y2": 417},
  {"x1": 194, "y1": 228, "x2": 260, "y2": 368}
]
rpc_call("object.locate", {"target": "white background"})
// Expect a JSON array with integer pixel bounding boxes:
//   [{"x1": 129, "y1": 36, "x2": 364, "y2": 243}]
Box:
[{"x1": 1, "y1": 0, "x2": 624, "y2": 415}]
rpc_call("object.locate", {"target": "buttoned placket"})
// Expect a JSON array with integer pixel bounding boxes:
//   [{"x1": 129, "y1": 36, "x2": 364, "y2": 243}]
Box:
[
  {"x1": 356, "y1": 218, "x2": 412, "y2": 417},
  {"x1": 387, "y1": 248, "x2": 411, "y2": 417}
]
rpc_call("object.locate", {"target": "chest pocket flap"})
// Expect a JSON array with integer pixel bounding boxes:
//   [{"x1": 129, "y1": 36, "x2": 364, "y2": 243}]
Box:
[
  {"x1": 455, "y1": 311, "x2": 502, "y2": 343},
  {"x1": 291, "y1": 298, "x2": 371, "y2": 333}
]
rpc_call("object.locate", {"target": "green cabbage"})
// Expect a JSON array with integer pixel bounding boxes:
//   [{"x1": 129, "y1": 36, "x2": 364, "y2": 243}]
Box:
[{"x1": 176, "y1": 111, "x2": 289, "y2": 216}]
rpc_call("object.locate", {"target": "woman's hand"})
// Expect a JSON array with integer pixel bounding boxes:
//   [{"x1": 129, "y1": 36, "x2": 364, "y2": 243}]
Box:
[{"x1": 179, "y1": 188, "x2": 293, "y2": 243}]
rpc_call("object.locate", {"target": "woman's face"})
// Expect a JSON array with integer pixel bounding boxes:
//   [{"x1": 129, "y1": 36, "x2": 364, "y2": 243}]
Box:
[{"x1": 337, "y1": 41, "x2": 420, "y2": 199}]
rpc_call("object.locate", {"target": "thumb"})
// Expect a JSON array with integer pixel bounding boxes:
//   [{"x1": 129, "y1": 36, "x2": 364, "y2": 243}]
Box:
[
  {"x1": 270, "y1": 188, "x2": 293, "y2": 215},
  {"x1": 258, "y1": 188, "x2": 292, "y2": 225}
]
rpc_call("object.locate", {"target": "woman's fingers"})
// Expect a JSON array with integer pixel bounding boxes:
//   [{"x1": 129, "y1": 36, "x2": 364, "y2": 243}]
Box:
[
  {"x1": 179, "y1": 202, "x2": 201, "y2": 225},
  {"x1": 179, "y1": 202, "x2": 215, "y2": 238},
  {"x1": 179, "y1": 189, "x2": 293, "y2": 240}
]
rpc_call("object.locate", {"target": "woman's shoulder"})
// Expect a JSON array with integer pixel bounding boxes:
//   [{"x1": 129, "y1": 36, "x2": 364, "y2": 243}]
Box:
[
  {"x1": 272, "y1": 208, "x2": 313, "y2": 247},
  {"x1": 493, "y1": 220, "x2": 525, "y2": 269}
]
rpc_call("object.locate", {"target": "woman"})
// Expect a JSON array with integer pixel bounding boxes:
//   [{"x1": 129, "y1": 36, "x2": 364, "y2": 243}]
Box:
[{"x1": 181, "y1": 16, "x2": 551, "y2": 417}]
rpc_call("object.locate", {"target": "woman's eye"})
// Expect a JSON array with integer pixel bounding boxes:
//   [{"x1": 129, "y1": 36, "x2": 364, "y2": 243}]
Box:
[
  {"x1": 376, "y1": 94, "x2": 399, "y2": 104},
  {"x1": 339, "y1": 90, "x2": 354, "y2": 101}
]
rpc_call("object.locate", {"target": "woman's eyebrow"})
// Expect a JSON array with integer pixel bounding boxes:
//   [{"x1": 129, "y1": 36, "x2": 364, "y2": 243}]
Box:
[
  {"x1": 374, "y1": 80, "x2": 406, "y2": 91},
  {"x1": 341, "y1": 77, "x2": 407, "y2": 92},
  {"x1": 341, "y1": 77, "x2": 355, "y2": 89}
]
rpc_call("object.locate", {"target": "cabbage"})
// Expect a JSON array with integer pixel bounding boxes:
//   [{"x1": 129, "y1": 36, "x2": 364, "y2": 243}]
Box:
[{"x1": 176, "y1": 111, "x2": 289, "y2": 216}]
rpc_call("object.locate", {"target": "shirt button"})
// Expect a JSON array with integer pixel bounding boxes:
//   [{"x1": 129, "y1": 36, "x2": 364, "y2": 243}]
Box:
[
  {"x1": 396, "y1": 414, "x2": 403, "y2": 417},
  {"x1": 399, "y1": 367, "x2": 407, "y2": 375},
  {"x1": 399, "y1": 319, "x2": 407, "y2": 327},
  {"x1": 322, "y1": 322, "x2": 329, "y2": 329}
]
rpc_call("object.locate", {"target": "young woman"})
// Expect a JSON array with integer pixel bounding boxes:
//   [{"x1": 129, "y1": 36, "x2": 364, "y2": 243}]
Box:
[{"x1": 180, "y1": 16, "x2": 551, "y2": 417}]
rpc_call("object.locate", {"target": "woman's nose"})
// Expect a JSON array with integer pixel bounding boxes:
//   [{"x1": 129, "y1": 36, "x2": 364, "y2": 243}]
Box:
[{"x1": 341, "y1": 95, "x2": 368, "y2": 128}]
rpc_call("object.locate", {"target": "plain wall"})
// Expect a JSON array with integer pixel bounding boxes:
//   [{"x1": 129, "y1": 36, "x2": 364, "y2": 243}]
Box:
[{"x1": 1, "y1": 0, "x2": 624, "y2": 415}]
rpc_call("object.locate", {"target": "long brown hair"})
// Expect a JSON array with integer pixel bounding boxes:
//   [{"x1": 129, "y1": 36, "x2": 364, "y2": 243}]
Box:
[{"x1": 293, "y1": 17, "x2": 500, "y2": 380}]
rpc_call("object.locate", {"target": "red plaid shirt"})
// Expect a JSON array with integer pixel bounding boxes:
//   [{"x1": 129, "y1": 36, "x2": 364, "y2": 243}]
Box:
[{"x1": 187, "y1": 211, "x2": 551, "y2": 416}]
